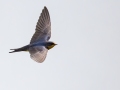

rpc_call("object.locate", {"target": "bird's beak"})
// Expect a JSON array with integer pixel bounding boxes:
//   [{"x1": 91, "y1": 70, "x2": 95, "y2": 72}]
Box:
[{"x1": 55, "y1": 43, "x2": 57, "y2": 45}]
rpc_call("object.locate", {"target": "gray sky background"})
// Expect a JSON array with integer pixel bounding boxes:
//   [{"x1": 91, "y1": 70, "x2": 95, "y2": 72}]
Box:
[{"x1": 0, "y1": 0, "x2": 120, "y2": 90}]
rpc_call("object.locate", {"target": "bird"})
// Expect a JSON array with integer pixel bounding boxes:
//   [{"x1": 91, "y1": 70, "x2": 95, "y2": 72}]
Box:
[{"x1": 9, "y1": 6, "x2": 57, "y2": 63}]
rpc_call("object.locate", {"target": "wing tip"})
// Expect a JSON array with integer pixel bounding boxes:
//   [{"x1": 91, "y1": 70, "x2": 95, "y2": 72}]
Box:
[
  {"x1": 44, "y1": 6, "x2": 47, "y2": 10},
  {"x1": 43, "y1": 6, "x2": 49, "y2": 14}
]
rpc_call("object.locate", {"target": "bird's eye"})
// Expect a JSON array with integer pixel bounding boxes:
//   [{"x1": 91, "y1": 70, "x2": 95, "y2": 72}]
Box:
[{"x1": 50, "y1": 43, "x2": 54, "y2": 46}]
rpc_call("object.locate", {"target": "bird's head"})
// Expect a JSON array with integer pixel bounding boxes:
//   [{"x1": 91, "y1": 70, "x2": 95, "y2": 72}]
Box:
[{"x1": 45, "y1": 41, "x2": 57, "y2": 50}]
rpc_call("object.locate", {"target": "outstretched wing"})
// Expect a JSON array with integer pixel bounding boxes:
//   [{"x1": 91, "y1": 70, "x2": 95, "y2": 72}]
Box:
[
  {"x1": 29, "y1": 46, "x2": 48, "y2": 63},
  {"x1": 30, "y1": 6, "x2": 51, "y2": 44}
]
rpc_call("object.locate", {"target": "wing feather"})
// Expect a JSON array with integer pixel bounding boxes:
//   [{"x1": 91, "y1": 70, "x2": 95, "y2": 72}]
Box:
[
  {"x1": 30, "y1": 6, "x2": 51, "y2": 44},
  {"x1": 29, "y1": 46, "x2": 48, "y2": 63}
]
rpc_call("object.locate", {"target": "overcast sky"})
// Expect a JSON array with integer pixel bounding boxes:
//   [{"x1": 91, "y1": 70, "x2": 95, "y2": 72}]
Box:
[{"x1": 0, "y1": 0, "x2": 120, "y2": 90}]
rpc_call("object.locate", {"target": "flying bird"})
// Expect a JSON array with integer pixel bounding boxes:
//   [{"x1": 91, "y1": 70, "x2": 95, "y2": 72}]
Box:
[{"x1": 9, "y1": 6, "x2": 57, "y2": 63}]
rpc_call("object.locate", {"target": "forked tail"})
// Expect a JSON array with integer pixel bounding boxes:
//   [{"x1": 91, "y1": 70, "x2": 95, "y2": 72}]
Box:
[{"x1": 9, "y1": 45, "x2": 29, "y2": 53}]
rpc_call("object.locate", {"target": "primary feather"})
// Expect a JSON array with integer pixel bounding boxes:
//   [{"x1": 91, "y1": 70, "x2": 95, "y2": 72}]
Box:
[{"x1": 30, "y1": 6, "x2": 51, "y2": 44}]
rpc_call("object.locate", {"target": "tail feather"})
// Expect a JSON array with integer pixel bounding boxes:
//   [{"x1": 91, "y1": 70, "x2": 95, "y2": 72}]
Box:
[{"x1": 9, "y1": 45, "x2": 29, "y2": 53}]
